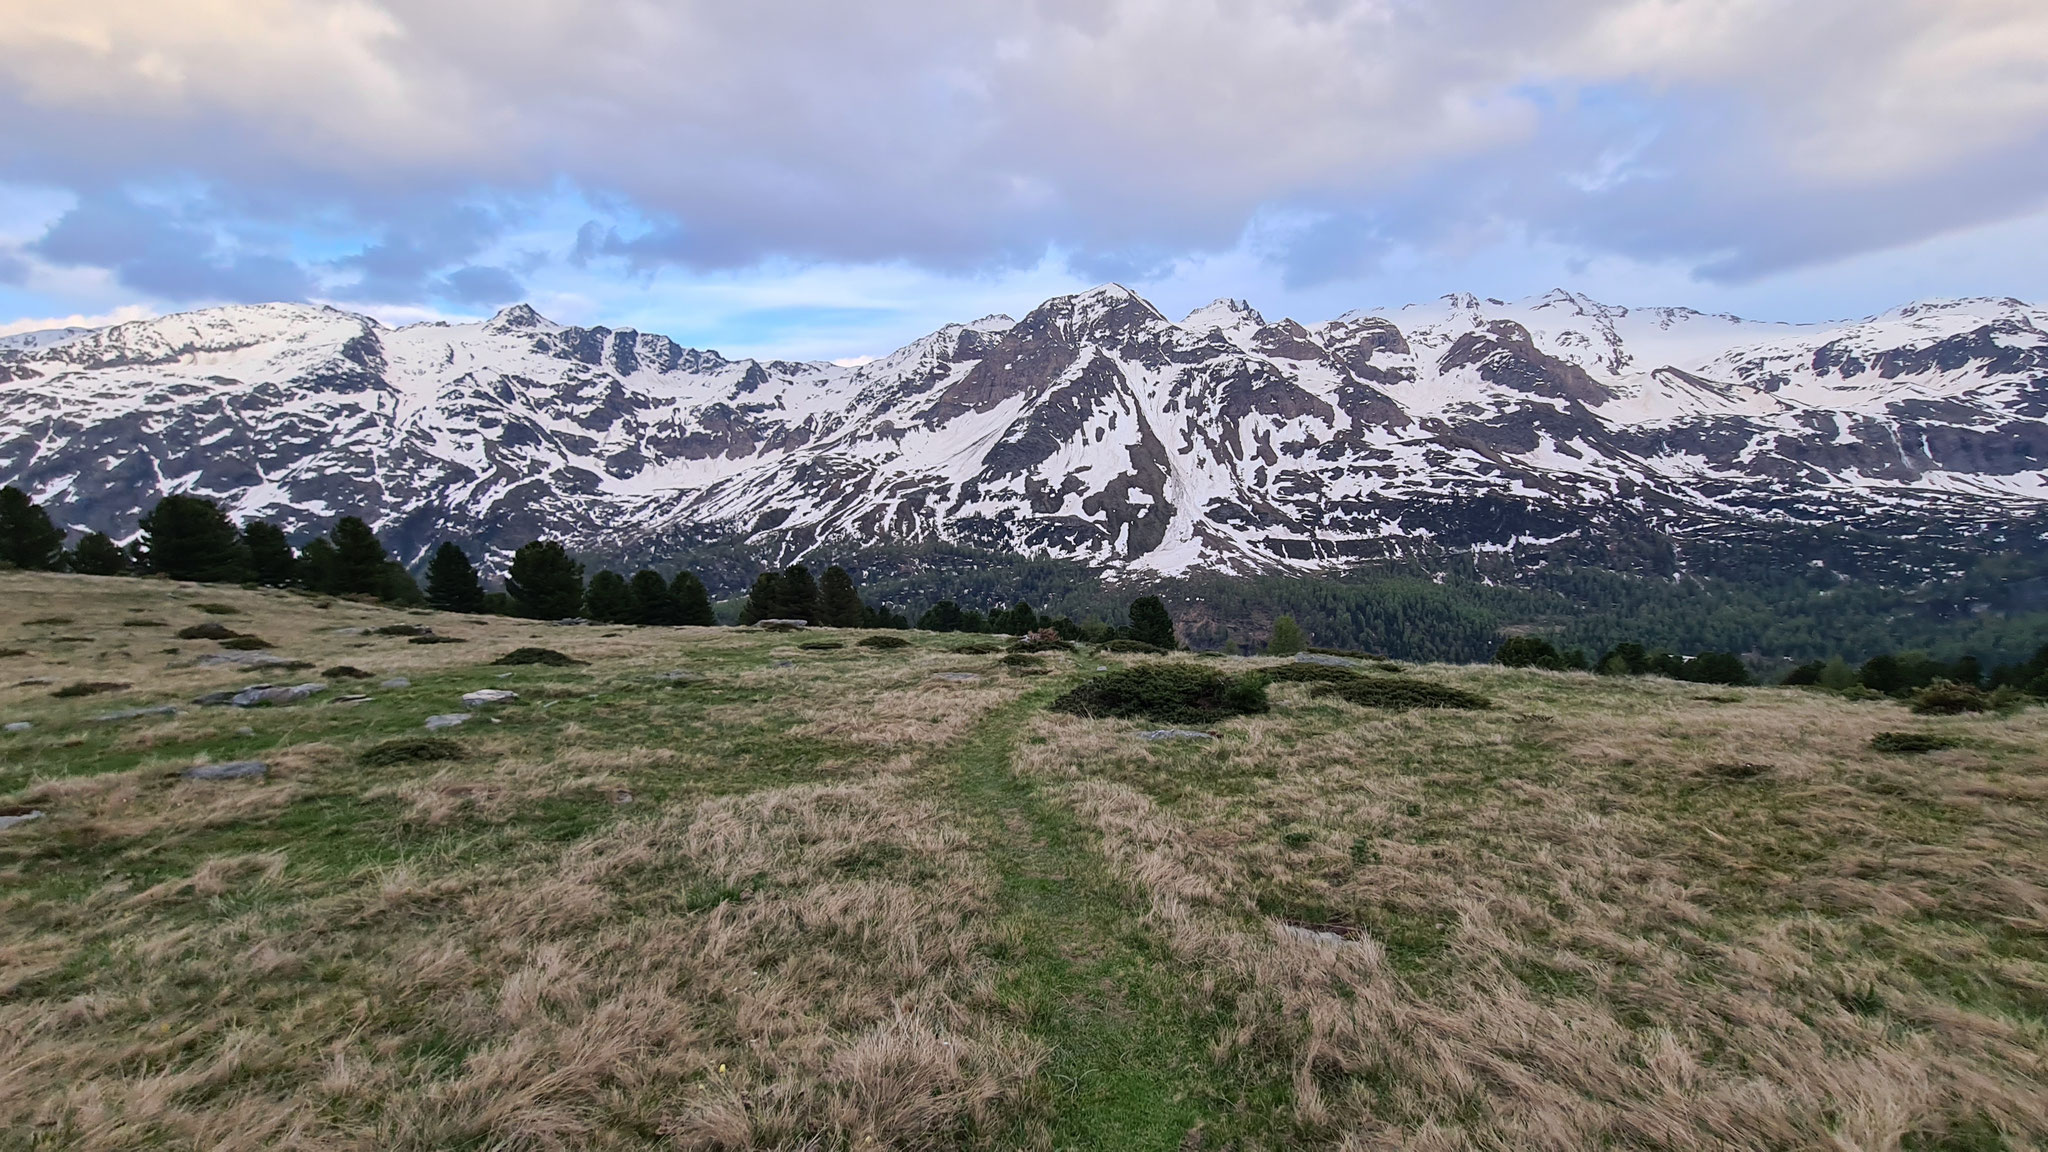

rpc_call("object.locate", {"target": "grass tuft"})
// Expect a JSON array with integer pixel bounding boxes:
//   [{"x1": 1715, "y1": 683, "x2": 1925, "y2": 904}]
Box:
[{"x1": 1871, "y1": 731, "x2": 1960, "y2": 753}]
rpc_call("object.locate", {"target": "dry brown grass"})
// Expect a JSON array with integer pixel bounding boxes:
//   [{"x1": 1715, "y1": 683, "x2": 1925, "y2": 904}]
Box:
[{"x1": 1016, "y1": 667, "x2": 2048, "y2": 1149}]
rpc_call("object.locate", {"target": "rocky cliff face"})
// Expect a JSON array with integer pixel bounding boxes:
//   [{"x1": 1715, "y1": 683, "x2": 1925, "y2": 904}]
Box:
[{"x1": 2, "y1": 286, "x2": 2043, "y2": 578}]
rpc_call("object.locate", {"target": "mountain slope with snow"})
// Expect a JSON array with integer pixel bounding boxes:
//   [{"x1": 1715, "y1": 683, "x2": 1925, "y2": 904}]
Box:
[{"x1": 2, "y1": 287, "x2": 2043, "y2": 579}]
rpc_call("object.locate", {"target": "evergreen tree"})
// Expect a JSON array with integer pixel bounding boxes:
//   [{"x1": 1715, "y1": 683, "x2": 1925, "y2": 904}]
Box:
[
  {"x1": 960, "y1": 608, "x2": 989, "y2": 633},
  {"x1": 506, "y1": 540, "x2": 585, "y2": 619},
  {"x1": 990, "y1": 600, "x2": 1039, "y2": 635},
  {"x1": 859, "y1": 602, "x2": 910, "y2": 629},
  {"x1": 1683, "y1": 652, "x2": 1752, "y2": 686},
  {"x1": 779, "y1": 564, "x2": 820, "y2": 622},
  {"x1": 739, "y1": 572, "x2": 786, "y2": 625},
  {"x1": 69, "y1": 531, "x2": 129, "y2": 576},
  {"x1": 626, "y1": 570, "x2": 679, "y2": 624},
  {"x1": 817, "y1": 565, "x2": 863, "y2": 627},
  {"x1": 298, "y1": 537, "x2": 340, "y2": 593},
  {"x1": 425, "y1": 543, "x2": 486, "y2": 612},
  {"x1": 585, "y1": 570, "x2": 634, "y2": 622},
  {"x1": 330, "y1": 516, "x2": 389, "y2": 596},
  {"x1": 242, "y1": 521, "x2": 297, "y2": 586},
  {"x1": 0, "y1": 486, "x2": 64, "y2": 571},
  {"x1": 377, "y1": 562, "x2": 425, "y2": 605},
  {"x1": 1266, "y1": 615, "x2": 1306, "y2": 656},
  {"x1": 671, "y1": 570, "x2": 717, "y2": 626},
  {"x1": 138, "y1": 495, "x2": 248, "y2": 583},
  {"x1": 917, "y1": 600, "x2": 965, "y2": 632},
  {"x1": 1129, "y1": 595, "x2": 1176, "y2": 649},
  {"x1": 1496, "y1": 636, "x2": 1568, "y2": 670}
]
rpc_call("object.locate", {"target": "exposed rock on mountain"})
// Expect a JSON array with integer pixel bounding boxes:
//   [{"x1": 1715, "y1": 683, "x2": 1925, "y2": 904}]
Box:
[{"x1": 2, "y1": 286, "x2": 2043, "y2": 579}]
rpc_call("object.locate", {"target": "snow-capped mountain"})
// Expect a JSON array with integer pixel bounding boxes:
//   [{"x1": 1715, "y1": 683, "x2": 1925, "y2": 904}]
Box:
[{"x1": 1, "y1": 286, "x2": 2043, "y2": 580}]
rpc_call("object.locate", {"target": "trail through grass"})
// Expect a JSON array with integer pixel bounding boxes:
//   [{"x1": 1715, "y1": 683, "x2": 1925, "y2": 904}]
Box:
[{"x1": 943, "y1": 690, "x2": 1294, "y2": 1150}]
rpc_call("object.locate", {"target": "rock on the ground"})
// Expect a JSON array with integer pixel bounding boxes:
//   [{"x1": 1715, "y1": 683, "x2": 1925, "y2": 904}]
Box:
[
  {"x1": 380, "y1": 677, "x2": 411, "y2": 689},
  {"x1": 196, "y1": 652, "x2": 302, "y2": 668},
  {"x1": 0, "y1": 809, "x2": 44, "y2": 830},
  {"x1": 1139, "y1": 729, "x2": 1216, "y2": 741},
  {"x1": 94, "y1": 705, "x2": 179, "y2": 722},
  {"x1": 230, "y1": 682, "x2": 326, "y2": 707},
  {"x1": 3, "y1": 722, "x2": 29, "y2": 732},
  {"x1": 424, "y1": 713, "x2": 470, "y2": 730},
  {"x1": 461, "y1": 689, "x2": 518, "y2": 708},
  {"x1": 183, "y1": 761, "x2": 267, "y2": 781},
  {"x1": 757, "y1": 618, "x2": 808, "y2": 631}
]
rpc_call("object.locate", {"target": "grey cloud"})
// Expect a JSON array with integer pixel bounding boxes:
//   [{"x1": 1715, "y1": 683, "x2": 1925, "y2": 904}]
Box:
[
  {"x1": 31, "y1": 189, "x2": 315, "y2": 302},
  {"x1": 435, "y1": 264, "x2": 522, "y2": 305},
  {"x1": 2, "y1": 1, "x2": 2045, "y2": 297}
]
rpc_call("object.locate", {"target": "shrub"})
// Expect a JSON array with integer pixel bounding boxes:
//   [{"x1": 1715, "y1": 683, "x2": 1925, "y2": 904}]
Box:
[
  {"x1": 1495, "y1": 636, "x2": 1568, "y2": 670},
  {"x1": 323, "y1": 665, "x2": 374, "y2": 679},
  {"x1": 858, "y1": 634, "x2": 911, "y2": 649},
  {"x1": 1262, "y1": 663, "x2": 1367, "y2": 684},
  {"x1": 358, "y1": 736, "x2": 466, "y2": 767},
  {"x1": 1871, "y1": 731, "x2": 1958, "y2": 753},
  {"x1": 193, "y1": 603, "x2": 241, "y2": 615},
  {"x1": 1306, "y1": 645, "x2": 1374, "y2": 660},
  {"x1": 1102, "y1": 638, "x2": 1164, "y2": 654},
  {"x1": 799, "y1": 640, "x2": 845, "y2": 651},
  {"x1": 949, "y1": 642, "x2": 1002, "y2": 655},
  {"x1": 25, "y1": 616, "x2": 74, "y2": 626},
  {"x1": 491, "y1": 647, "x2": 587, "y2": 666},
  {"x1": 409, "y1": 635, "x2": 466, "y2": 645},
  {"x1": 219, "y1": 636, "x2": 274, "y2": 650},
  {"x1": 119, "y1": 619, "x2": 167, "y2": 627},
  {"x1": 1309, "y1": 677, "x2": 1491, "y2": 711},
  {"x1": 1049, "y1": 663, "x2": 1270, "y2": 725},
  {"x1": 1266, "y1": 615, "x2": 1306, "y2": 656},
  {"x1": 1128, "y1": 595, "x2": 1176, "y2": 649},
  {"x1": 176, "y1": 622, "x2": 242, "y2": 640},
  {"x1": 373, "y1": 624, "x2": 433, "y2": 636},
  {"x1": 999, "y1": 652, "x2": 1042, "y2": 667},
  {"x1": 1909, "y1": 679, "x2": 1989, "y2": 715},
  {"x1": 52, "y1": 682, "x2": 130, "y2": 698},
  {"x1": 1011, "y1": 628, "x2": 1068, "y2": 653}
]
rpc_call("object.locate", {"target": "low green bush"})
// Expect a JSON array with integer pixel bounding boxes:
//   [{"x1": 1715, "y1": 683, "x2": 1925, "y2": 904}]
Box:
[
  {"x1": 1909, "y1": 679, "x2": 1989, "y2": 715},
  {"x1": 52, "y1": 681, "x2": 129, "y2": 698},
  {"x1": 1262, "y1": 663, "x2": 1366, "y2": 685},
  {"x1": 1101, "y1": 638, "x2": 1165, "y2": 654},
  {"x1": 176, "y1": 622, "x2": 241, "y2": 640},
  {"x1": 857, "y1": 634, "x2": 912, "y2": 649},
  {"x1": 1049, "y1": 663, "x2": 1269, "y2": 724},
  {"x1": 1871, "y1": 731, "x2": 1958, "y2": 753},
  {"x1": 192, "y1": 603, "x2": 240, "y2": 615},
  {"x1": 1309, "y1": 677, "x2": 1491, "y2": 711},
  {"x1": 798, "y1": 640, "x2": 845, "y2": 651},
  {"x1": 322, "y1": 665, "x2": 374, "y2": 679},
  {"x1": 358, "y1": 736, "x2": 466, "y2": 767},
  {"x1": 948, "y1": 642, "x2": 1002, "y2": 655},
  {"x1": 490, "y1": 647, "x2": 586, "y2": 666},
  {"x1": 219, "y1": 636, "x2": 273, "y2": 650}
]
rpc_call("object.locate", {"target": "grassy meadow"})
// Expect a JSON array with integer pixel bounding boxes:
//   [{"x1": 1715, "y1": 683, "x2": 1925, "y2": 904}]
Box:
[{"x1": 1, "y1": 570, "x2": 2044, "y2": 1150}]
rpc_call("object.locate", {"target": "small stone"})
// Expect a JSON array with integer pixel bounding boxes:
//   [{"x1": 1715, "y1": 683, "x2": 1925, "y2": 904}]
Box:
[
  {"x1": 771, "y1": 659, "x2": 795, "y2": 668},
  {"x1": 333, "y1": 694, "x2": 372, "y2": 703},
  {"x1": 1139, "y1": 729, "x2": 1215, "y2": 741},
  {"x1": 3, "y1": 722, "x2": 29, "y2": 733},
  {"x1": 94, "y1": 705, "x2": 179, "y2": 722},
  {"x1": 380, "y1": 678, "x2": 411, "y2": 689},
  {"x1": 235, "y1": 726, "x2": 255, "y2": 736},
  {"x1": 231, "y1": 682, "x2": 326, "y2": 708},
  {"x1": 551, "y1": 617, "x2": 590, "y2": 626},
  {"x1": 424, "y1": 713, "x2": 470, "y2": 730},
  {"x1": 654, "y1": 670, "x2": 700, "y2": 682},
  {"x1": 183, "y1": 760, "x2": 267, "y2": 781},
  {"x1": 757, "y1": 618, "x2": 808, "y2": 632},
  {"x1": 932, "y1": 672, "x2": 983, "y2": 683},
  {"x1": 0, "y1": 808, "x2": 44, "y2": 830},
  {"x1": 195, "y1": 652, "x2": 304, "y2": 668},
  {"x1": 460, "y1": 689, "x2": 518, "y2": 709}
]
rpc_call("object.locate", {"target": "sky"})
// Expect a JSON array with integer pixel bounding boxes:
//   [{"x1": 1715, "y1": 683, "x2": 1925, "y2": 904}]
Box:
[{"x1": 2, "y1": 0, "x2": 2046, "y2": 362}]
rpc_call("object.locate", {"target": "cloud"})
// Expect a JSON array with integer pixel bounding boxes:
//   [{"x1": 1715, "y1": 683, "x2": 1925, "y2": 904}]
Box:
[{"x1": 0, "y1": 0, "x2": 2043, "y2": 313}]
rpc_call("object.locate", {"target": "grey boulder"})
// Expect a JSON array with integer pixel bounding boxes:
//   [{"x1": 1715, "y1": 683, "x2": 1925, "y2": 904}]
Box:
[{"x1": 183, "y1": 761, "x2": 267, "y2": 781}]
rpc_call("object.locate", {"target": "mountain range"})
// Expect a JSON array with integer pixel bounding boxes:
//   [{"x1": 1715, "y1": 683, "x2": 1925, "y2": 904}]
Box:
[{"x1": 2, "y1": 286, "x2": 2043, "y2": 584}]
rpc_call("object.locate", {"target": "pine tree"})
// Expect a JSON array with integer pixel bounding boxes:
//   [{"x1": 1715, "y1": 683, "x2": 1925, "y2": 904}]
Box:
[
  {"x1": 917, "y1": 600, "x2": 964, "y2": 632},
  {"x1": 298, "y1": 537, "x2": 340, "y2": 593},
  {"x1": 739, "y1": 572, "x2": 786, "y2": 625},
  {"x1": 1129, "y1": 595, "x2": 1175, "y2": 649},
  {"x1": 625, "y1": 570, "x2": 678, "y2": 624},
  {"x1": 817, "y1": 565, "x2": 863, "y2": 627},
  {"x1": 779, "y1": 564, "x2": 820, "y2": 622},
  {"x1": 330, "y1": 516, "x2": 389, "y2": 596},
  {"x1": 242, "y1": 521, "x2": 297, "y2": 586},
  {"x1": 425, "y1": 543, "x2": 486, "y2": 612},
  {"x1": 0, "y1": 486, "x2": 64, "y2": 571},
  {"x1": 585, "y1": 570, "x2": 634, "y2": 622},
  {"x1": 506, "y1": 540, "x2": 585, "y2": 619},
  {"x1": 671, "y1": 570, "x2": 716, "y2": 626},
  {"x1": 137, "y1": 495, "x2": 249, "y2": 583},
  {"x1": 377, "y1": 562, "x2": 425, "y2": 605},
  {"x1": 69, "y1": 532, "x2": 128, "y2": 576},
  {"x1": 1266, "y1": 614, "x2": 1305, "y2": 656}
]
